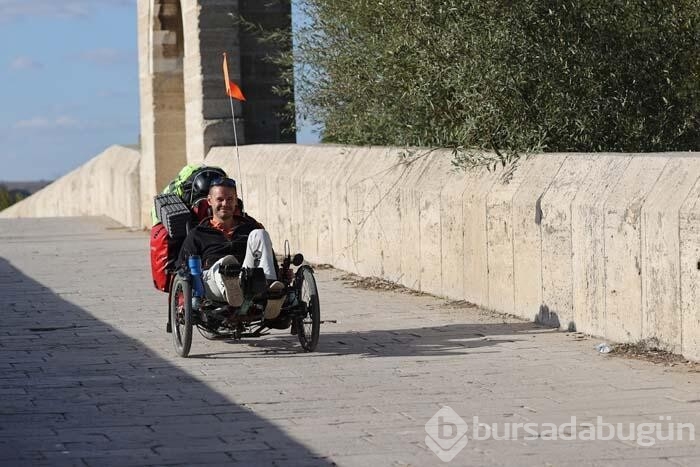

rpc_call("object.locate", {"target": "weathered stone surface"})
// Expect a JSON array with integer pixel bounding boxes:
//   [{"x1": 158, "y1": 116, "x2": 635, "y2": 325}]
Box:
[
  {"x1": 511, "y1": 155, "x2": 567, "y2": 322},
  {"x1": 414, "y1": 152, "x2": 448, "y2": 296},
  {"x1": 485, "y1": 161, "x2": 535, "y2": 315},
  {"x1": 346, "y1": 147, "x2": 399, "y2": 279},
  {"x1": 571, "y1": 155, "x2": 632, "y2": 338},
  {"x1": 460, "y1": 166, "x2": 500, "y2": 307},
  {"x1": 440, "y1": 167, "x2": 470, "y2": 300},
  {"x1": 398, "y1": 150, "x2": 443, "y2": 292},
  {"x1": 641, "y1": 157, "x2": 700, "y2": 353},
  {"x1": 680, "y1": 176, "x2": 700, "y2": 360},
  {"x1": 604, "y1": 156, "x2": 669, "y2": 343},
  {"x1": 539, "y1": 155, "x2": 603, "y2": 330},
  {"x1": 0, "y1": 146, "x2": 141, "y2": 228},
  {"x1": 328, "y1": 147, "x2": 369, "y2": 272}
]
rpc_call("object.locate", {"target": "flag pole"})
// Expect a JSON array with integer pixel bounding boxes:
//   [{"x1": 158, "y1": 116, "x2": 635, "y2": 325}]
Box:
[
  {"x1": 222, "y1": 52, "x2": 244, "y2": 200},
  {"x1": 227, "y1": 94, "x2": 244, "y2": 200}
]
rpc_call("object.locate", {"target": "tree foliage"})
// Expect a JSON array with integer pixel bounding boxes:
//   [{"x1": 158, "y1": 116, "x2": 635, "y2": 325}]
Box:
[
  {"x1": 285, "y1": 0, "x2": 699, "y2": 167},
  {"x1": 0, "y1": 186, "x2": 27, "y2": 211}
]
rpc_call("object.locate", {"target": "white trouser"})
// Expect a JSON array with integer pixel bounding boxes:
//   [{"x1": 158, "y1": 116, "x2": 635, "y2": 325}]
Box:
[
  {"x1": 203, "y1": 229, "x2": 277, "y2": 302},
  {"x1": 241, "y1": 229, "x2": 277, "y2": 279}
]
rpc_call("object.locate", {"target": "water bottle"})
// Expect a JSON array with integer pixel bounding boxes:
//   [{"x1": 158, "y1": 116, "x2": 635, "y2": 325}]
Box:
[{"x1": 188, "y1": 256, "x2": 205, "y2": 306}]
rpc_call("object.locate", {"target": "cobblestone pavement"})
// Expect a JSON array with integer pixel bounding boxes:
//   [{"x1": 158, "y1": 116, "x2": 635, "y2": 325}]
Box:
[{"x1": 1, "y1": 217, "x2": 700, "y2": 467}]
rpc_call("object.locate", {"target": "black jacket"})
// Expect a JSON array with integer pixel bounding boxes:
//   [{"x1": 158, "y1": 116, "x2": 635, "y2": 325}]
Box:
[{"x1": 178, "y1": 216, "x2": 260, "y2": 269}]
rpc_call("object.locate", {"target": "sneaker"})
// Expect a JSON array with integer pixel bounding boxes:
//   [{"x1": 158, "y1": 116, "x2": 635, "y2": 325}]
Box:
[
  {"x1": 263, "y1": 281, "x2": 285, "y2": 320},
  {"x1": 222, "y1": 276, "x2": 244, "y2": 307}
]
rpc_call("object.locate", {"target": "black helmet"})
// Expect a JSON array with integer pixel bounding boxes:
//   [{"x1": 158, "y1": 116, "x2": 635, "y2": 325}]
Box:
[{"x1": 189, "y1": 168, "x2": 227, "y2": 203}]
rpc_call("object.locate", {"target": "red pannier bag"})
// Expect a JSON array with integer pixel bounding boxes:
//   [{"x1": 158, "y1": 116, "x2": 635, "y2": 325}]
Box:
[{"x1": 150, "y1": 223, "x2": 181, "y2": 292}]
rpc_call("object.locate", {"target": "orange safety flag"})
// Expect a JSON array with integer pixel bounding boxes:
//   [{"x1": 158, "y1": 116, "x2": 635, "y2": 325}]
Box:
[{"x1": 222, "y1": 52, "x2": 246, "y2": 101}]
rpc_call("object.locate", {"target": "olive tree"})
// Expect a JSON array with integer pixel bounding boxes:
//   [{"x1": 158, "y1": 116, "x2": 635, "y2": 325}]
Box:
[{"x1": 265, "y1": 0, "x2": 699, "y2": 167}]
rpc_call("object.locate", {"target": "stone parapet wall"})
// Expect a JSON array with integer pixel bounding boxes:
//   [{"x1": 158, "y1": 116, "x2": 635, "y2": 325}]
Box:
[
  {"x1": 206, "y1": 144, "x2": 700, "y2": 360},
  {"x1": 5, "y1": 142, "x2": 700, "y2": 360},
  {"x1": 0, "y1": 145, "x2": 141, "y2": 228}
]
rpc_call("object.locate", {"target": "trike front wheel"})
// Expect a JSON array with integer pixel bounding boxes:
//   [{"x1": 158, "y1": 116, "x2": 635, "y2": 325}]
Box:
[
  {"x1": 295, "y1": 267, "x2": 320, "y2": 352},
  {"x1": 170, "y1": 275, "x2": 193, "y2": 357}
]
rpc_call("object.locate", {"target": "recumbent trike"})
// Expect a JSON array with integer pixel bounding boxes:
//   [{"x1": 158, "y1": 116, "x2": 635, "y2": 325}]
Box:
[
  {"x1": 167, "y1": 239, "x2": 320, "y2": 358},
  {"x1": 150, "y1": 167, "x2": 321, "y2": 358}
]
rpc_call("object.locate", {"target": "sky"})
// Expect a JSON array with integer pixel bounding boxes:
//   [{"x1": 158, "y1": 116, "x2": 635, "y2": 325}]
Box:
[{"x1": 0, "y1": 0, "x2": 319, "y2": 182}]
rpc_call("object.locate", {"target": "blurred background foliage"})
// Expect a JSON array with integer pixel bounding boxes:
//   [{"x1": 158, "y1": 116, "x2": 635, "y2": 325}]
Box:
[
  {"x1": 0, "y1": 186, "x2": 28, "y2": 211},
  {"x1": 261, "y1": 0, "x2": 699, "y2": 168}
]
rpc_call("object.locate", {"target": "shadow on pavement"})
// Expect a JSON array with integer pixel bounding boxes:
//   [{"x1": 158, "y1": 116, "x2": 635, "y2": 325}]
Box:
[
  {"x1": 189, "y1": 319, "x2": 553, "y2": 359},
  {"x1": 0, "y1": 257, "x2": 333, "y2": 466}
]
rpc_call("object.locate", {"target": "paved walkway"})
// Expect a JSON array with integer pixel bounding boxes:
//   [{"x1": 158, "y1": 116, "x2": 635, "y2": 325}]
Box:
[{"x1": 1, "y1": 217, "x2": 699, "y2": 467}]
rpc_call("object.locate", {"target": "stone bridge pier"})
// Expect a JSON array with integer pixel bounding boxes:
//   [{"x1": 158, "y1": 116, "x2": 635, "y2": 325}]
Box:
[{"x1": 137, "y1": 0, "x2": 294, "y2": 226}]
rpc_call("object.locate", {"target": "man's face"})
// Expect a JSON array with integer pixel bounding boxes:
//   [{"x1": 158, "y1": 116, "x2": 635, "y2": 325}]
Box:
[{"x1": 208, "y1": 185, "x2": 237, "y2": 223}]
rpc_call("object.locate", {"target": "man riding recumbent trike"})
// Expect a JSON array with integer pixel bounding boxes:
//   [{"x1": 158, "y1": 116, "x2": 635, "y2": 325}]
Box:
[{"x1": 149, "y1": 166, "x2": 320, "y2": 358}]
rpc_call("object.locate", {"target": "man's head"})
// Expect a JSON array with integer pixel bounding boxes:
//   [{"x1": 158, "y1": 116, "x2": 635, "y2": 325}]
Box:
[{"x1": 207, "y1": 177, "x2": 238, "y2": 224}]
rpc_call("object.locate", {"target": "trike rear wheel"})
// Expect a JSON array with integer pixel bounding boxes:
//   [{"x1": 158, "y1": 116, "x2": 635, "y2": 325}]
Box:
[
  {"x1": 295, "y1": 267, "x2": 320, "y2": 352},
  {"x1": 170, "y1": 275, "x2": 193, "y2": 357}
]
